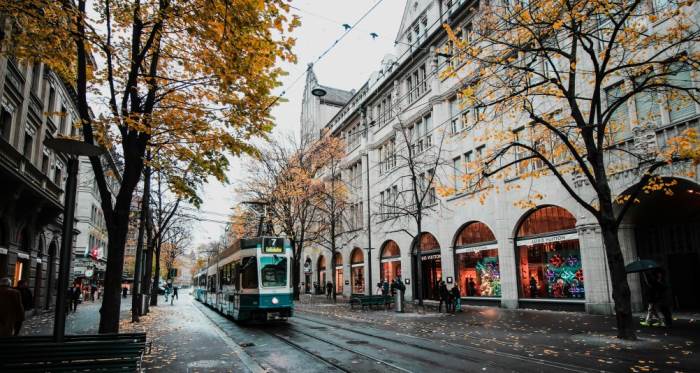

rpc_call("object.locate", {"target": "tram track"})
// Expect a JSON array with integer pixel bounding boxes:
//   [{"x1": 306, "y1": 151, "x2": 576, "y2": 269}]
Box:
[
  {"x1": 261, "y1": 324, "x2": 412, "y2": 373},
  {"x1": 293, "y1": 313, "x2": 608, "y2": 373}
]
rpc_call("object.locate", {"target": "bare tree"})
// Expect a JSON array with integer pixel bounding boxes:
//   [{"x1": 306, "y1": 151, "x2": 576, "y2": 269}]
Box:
[{"x1": 374, "y1": 113, "x2": 451, "y2": 306}]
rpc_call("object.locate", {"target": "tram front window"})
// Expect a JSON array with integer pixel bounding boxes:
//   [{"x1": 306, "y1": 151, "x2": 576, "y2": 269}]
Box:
[{"x1": 260, "y1": 255, "x2": 288, "y2": 287}]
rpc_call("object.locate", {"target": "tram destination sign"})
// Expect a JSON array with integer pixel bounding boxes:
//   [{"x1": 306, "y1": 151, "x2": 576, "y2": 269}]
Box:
[{"x1": 262, "y1": 238, "x2": 284, "y2": 253}]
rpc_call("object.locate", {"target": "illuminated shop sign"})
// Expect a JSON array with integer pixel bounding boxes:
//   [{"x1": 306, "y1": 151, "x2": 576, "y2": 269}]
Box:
[
  {"x1": 516, "y1": 232, "x2": 578, "y2": 246},
  {"x1": 455, "y1": 243, "x2": 499, "y2": 254},
  {"x1": 421, "y1": 254, "x2": 441, "y2": 261}
]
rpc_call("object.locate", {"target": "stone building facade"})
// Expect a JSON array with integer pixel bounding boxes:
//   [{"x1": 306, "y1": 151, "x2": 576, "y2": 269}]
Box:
[
  {"x1": 0, "y1": 53, "x2": 78, "y2": 310},
  {"x1": 300, "y1": 0, "x2": 700, "y2": 314}
]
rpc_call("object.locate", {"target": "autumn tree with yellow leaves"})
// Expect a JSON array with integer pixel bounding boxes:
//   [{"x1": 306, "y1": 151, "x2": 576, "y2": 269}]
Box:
[
  {"x1": 0, "y1": 0, "x2": 298, "y2": 332},
  {"x1": 442, "y1": 0, "x2": 699, "y2": 339}
]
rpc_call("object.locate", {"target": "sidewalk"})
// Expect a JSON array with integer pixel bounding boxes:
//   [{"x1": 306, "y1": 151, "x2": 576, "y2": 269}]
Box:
[
  {"x1": 296, "y1": 295, "x2": 700, "y2": 371},
  {"x1": 21, "y1": 298, "x2": 131, "y2": 336}
]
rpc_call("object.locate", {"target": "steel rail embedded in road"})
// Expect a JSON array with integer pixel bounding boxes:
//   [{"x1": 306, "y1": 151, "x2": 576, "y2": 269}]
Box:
[
  {"x1": 262, "y1": 324, "x2": 412, "y2": 373},
  {"x1": 293, "y1": 314, "x2": 607, "y2": 373}
]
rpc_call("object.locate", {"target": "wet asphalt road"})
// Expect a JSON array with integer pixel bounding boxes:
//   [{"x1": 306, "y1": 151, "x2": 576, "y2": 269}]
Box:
[{"x1": 193, "y1": 301, "x2": 612, "y2": 373}]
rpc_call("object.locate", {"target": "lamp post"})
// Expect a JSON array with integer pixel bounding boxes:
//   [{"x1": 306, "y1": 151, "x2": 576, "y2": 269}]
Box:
[{"x1": 44, "y1": 138, "x2": 104, "y2": 342}]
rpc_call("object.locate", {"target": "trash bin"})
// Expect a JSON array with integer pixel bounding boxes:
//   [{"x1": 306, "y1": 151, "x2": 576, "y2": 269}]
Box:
[{"x1": 395, "y1": 291, "x2": 404, "y2": 313}]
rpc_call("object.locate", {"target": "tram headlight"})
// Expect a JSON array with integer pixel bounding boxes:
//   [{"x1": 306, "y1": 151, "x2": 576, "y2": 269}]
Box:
[{"x1": 271, "y1": 297, "x2": 279, "y2": 305}]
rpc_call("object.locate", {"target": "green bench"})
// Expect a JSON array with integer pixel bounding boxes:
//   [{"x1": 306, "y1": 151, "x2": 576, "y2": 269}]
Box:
[
  {"x1": 0, "y1": 333, "x2": 148, "y2": 372},
  {"x1": 350, "y1": 294, "x2": 394, "y2": 310}
]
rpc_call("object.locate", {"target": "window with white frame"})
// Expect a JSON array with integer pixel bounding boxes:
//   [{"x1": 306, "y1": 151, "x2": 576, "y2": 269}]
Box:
[
  {"x1": 379, "y1": 137, "x2": 397, "y2": 174},
  {"x1": 633, "y1": 73, "x2": 662, "y2": 127},
  {"x1": 667, "y1": 63, "x2": 696, "y2": 123},
  {"x1": 453, "y1": 156, "x2": 462, "y2": 191},
  {"x1": 407, "y1": 63, "x2": 428, "y2": 104}
]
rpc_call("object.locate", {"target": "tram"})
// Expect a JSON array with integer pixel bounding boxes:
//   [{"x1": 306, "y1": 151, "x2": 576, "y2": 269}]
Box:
[{"x1": 193, "y1": 236, "x2": 293, "y2": 321}]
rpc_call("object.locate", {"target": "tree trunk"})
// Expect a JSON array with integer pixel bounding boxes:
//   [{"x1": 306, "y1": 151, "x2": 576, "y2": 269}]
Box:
[
  {"x1": 150, "y1": 236, "x2": 162, "y2": 306},
  {"x1": 414, "y1": 215, "x2": 423, "y2": 306},
  {"x1": 600, "y1": 221, "x2": 636, "y2": 340},
  {"x1": 141, "y1": 164, "x2": 153, "y2": 315},
  {"x1": 291, "y1": 239, "x2": 300, "y2": 301},
  {"x1": 131, "y1": 174, "x2": 149, "y2": 322},
  {"x1": 99, "y1": 143, "x2": 145, "y2": 333}
]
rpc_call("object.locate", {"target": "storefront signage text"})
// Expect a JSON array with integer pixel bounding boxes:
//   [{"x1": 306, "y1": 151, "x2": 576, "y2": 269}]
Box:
[
  {"x1": 421, "y1": 254, "x2": 441, "y2": 261},
  {"x1": 455, "y1": 243, "x2": 499, "y2": 254},
  {"x1": 516, "y1": 232, "x2": 578, "y2": 246}
]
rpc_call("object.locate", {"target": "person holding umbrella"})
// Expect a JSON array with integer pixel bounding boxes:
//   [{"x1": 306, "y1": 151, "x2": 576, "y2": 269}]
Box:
[{"x1": 627, "y1": 260, "x2": 672, "y2": 328}]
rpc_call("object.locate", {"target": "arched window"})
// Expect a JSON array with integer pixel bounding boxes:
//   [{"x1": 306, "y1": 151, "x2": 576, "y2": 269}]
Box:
[
  {"x1": 413, "y1": 232, "x2": 441, "y2": 300},
  {"x1": 317, "y1": 256, "x2": 326, "y2": 286},
  {"x1": 454, "y1": 222, "x2": 500, "y2": 297},
  {"x1": 350, "y1": 248, "x2": 365, "y2": 294},
  {"x1": 516, "y1": 206, "x2": 584, "y2": 300},
  {"x1": 333, "y1": 253, "x2": 343, "y2": 294},
  {"x1": 380, "y1": 241, "x2": 401, "y2": 284}
]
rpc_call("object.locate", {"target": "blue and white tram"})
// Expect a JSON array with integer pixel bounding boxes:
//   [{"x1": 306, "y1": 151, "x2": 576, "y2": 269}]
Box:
[{"x1": 197, "y1": 236, "x2": 293, "y2": 321}]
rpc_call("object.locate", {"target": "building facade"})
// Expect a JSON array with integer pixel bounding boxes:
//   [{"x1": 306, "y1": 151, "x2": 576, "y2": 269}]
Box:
[
  {"x1": 73, "y1": 151, "x2": 122, "y2": 284},
  {"x1": 0, "y1": 49, "x2": 79, "y2": 310},
  {"x1": 300, "y1": 0, "x2": 700, "y2": 314}
]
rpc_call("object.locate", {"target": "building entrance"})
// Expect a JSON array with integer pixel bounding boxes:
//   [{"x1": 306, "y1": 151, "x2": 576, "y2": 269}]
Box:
[
  {"x1": 412, "y1": 232, "x2": 442, "y2": 301},
  {"x1": 627, "y1": 178, "x2": 700, "y2": 310}
]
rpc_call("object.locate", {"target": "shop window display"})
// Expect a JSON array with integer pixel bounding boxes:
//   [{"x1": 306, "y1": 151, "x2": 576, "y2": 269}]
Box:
[
  {"x1": 380, "y1": 240, "x2": 401, "y2": 284},
  {"x1": 454, "y1": 222, "x2": 500, "y2": 297},
  {"x1": 334, "y1": 253, "x2": 343, "y2": 294},
  {"x1": 518, "y1": 240, "x2": 584, "y2": 299},
  {"x1": 350, "y1": 248, "x2": 365, "y2": 294},
  {"x1": 516, "y1": 206, "x2": 584, "y2": 300}
]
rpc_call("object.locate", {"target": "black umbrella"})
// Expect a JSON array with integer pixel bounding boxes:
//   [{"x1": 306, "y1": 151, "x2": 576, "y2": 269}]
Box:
[{"x1": 625, "y1": 259, "x2": 660, "y2": 273}]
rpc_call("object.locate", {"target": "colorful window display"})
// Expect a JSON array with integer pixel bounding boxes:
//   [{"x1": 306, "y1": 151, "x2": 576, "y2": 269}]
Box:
[
  {"x1": 516, "y1": 206, "x2": 585, "y2": 299},
  {"x1": 350, "y1": 248, "x2": 365, "y2": 294},
  {"x1": 454, "y1": 222, "x2": 500, "y2": 297},
  {"x1": 380, "y1": 240, "x2": 401, "y2": 284}
]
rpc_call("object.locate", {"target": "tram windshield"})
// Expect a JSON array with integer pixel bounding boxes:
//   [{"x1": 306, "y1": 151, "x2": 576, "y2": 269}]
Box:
[{"x1": 260, "y1": 255, "x2": 288, "y2": 287}]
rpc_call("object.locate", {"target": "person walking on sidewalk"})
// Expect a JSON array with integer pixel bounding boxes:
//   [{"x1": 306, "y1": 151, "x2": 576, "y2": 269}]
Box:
[
  {"x1": 173, "y1": 286, "x2": 179, "y2": 301},
  {"x1": 641, "y1": 270, "x2": 672, "y2": 327},
  {"x1": 451, "y1": 285, "x2": 461, "y2": 313},
  {"x1": 90, "y1": 284, "x2": 97, "y2": 302},
  {"x1": 326, "y1": 281, "x2": 333, "y2": 299},
  {"x1": 438, "y1": 281, "x2": 449, "y2": 313},
  {"x1": 68, "y1": 283, "x2": 81, "y2": 313},
  {"x1": 0, "y1": 278, "x2": 25, "y2": 336}
]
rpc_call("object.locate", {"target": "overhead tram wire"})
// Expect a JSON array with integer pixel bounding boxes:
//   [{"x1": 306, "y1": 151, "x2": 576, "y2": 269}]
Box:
[{"x1": 261, "y1": 0, "x2": 388, "y2": 114}]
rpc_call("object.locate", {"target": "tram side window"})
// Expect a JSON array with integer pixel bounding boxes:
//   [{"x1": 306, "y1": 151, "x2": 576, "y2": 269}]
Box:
[
  {"x1": 233, "y1": 262, "x2": 241, "y2": 291},
  {"x1": 241, "y1": 257, "x2": 258, "y2": 289}
]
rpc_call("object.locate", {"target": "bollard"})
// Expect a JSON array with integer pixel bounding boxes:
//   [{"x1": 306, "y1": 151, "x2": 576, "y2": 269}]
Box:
[{"x1": 395, "y1": 291, "x2": 404, "y2": 313}]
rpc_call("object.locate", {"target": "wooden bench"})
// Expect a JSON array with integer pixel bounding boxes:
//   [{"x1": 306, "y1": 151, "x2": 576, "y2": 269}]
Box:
[
  {"x1": 350, "y1": 295, "x2": 394, "y2": 310},
  {"x1": 0, "y1": 333, "x2": 148, "y2": 372}
]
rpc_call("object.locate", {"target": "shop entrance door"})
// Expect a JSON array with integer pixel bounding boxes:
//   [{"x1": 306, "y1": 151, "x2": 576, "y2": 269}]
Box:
[
  {"x1": 668, "y1": 253, "x2": 700, "y2": 310},
  {"x1": 415, "y1": 254, "x2": 441, "y2": 301}
]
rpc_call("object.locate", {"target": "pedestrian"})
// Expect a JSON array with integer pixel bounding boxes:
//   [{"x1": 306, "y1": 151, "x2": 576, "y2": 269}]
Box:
[
  {"x1": 68, "y1": 283, "x2": 81, "y2": 313},
  {"x1": 438, "y1": 281, "x2": 449, "y2": 313},
  {"x1": 451, "y1": 285, "x2": 461, "y2": 313},
  {"x1": 122, "y1": 286, "x2": 128, "y2": 298},
  {"x1": 326, "y1": 281, "x2": 333, "y2": 299},
  {"x1": 90, "y1": 284, "x2": 97, "y2": 302},
  {"x1": 641, "y1": 270, "x2": 672, "y2": 327},
  {"x1": 382, "y1": 280, "x2": 389, "y2": 297},
  {"x1": 173, "y1": 286, "x2": 179, "y2": 300},
  {"x1": 97, "y1": 286, "x2": 102, "y2": 300},
  {"x1": 467, "y1": 277, "x2": 476, "y2": 297},
  {"x1": 529, "y1": 276, "x2": 538, "y2": 298},
  {"x1": 15, "y1": 279, "x2": 34, "y2": 312},
  {"x1": 0, "y1": 277, "x2": 25, "y2": 336}
]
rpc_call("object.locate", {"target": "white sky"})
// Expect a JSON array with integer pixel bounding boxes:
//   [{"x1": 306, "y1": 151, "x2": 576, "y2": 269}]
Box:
[{"x1": 189, "y1": 0, "x2": 405, "y2": 247}]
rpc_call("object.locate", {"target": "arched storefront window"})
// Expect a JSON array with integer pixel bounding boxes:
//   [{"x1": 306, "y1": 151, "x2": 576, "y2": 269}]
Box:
[
  {"x1": 516, "y1": 206, "x2": 584, "y2": 299},
  {"x1": 380, "y1": 241, "x2": 401, "y2": 284},
  {"x1": 414, "y1": 232, "x2": 441, "y2": 301},
  {"x1": 334, "y1": 253, "x2": 343, "y2": 294},
  {"x1": 350, "y1": 248, "x2": 365, "y2": 294},
  {"x1": 317, "y1": 256, "x2": 326, "y2": 288},
  {"x1": 454, "y1": 222, "x2": 500, "y2": 297}
]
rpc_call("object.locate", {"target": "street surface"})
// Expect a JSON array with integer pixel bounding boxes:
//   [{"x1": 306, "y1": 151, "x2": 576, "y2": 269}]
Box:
[{"x1": 21, "y1": 294, "x2": 700, "y2": 372}]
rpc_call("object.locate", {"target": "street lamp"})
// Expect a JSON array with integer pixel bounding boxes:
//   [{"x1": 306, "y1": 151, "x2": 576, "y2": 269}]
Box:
[
  {"x1": 311, "y1": 85, "x2": 327, "y2": 98},
  {"x1": 44, "y1": 138, "x2": 104, "y2": 342}
]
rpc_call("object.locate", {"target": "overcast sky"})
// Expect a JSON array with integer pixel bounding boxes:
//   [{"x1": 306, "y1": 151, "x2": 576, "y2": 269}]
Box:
[{"x1": 189, "y1": 0, "x2": 405, "y2": 248}]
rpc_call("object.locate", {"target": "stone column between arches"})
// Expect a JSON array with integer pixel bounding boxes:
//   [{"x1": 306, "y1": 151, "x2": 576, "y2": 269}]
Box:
[{"x1": 577, "y1": 223, "x2": 614, "y2": 315}]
